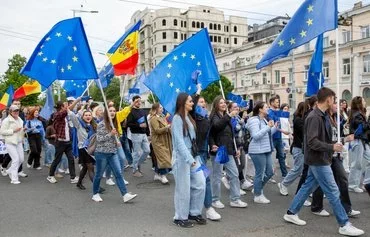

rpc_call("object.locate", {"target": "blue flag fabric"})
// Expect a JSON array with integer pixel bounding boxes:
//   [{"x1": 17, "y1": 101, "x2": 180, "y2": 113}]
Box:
[
  {"x1": 40, "y1": 87, "x2": 54, "y2": 120},
  {"x1": 96, "y1": 62, "x2": 114, "y2": 89},
  {"x1": 307, "y1": 34, "x2": 324, "y2": 96},
  {"x1": 133, "y1": 72, "x2": 150, "y2": 95},
  {"x1": 21, "y1": 17, "x2": 98, "y2": 88},
  {"x1": 226, "y1": 92, "x2": 249, "y2": 108},
  {"x1": 143, "y1": 28, "x2": 219, "y2": 114},
  {"x1": 63, "y1": 80, "x2": 88, "y2": 97},
  {"x1": 256, "y1": 0, "x2": 337, "y2": 70}
]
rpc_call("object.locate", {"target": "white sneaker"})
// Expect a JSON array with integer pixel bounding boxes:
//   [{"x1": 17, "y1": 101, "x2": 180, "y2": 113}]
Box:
[
  {"x1": 58, "y1": 168, "x2": 65, "y2": 173},
  {"x1": 303, "y1": 200, "x2": 312, "y2": 207},
  {"x1": 240, "y1": 189, "x2": 247, "y2": 196},
  {"x1": 92, "y1": 194, "x2": 103, "y2": 202},
  {"x1": 349, "y1": 187, "x2": 364, "y2": 193},
  {"x1": 124, "y1": 179, "x2": 129, "y2": 185},
  {"x1": 70, "y1": 177, "x2": 79, "y2": 184},
  {"x1": 161, "y1": 175, "x2": 169, "y2": 184},
  {"x1": 221, "y1": 176, "x2": 230, "y2": 190},
  {"x1": 278, "y1": 183, "x2": 289, "y2": 196},
  {"x1": 102, "y1": 172, "x2": 106, "y2": 178},
  {"x1": 230, "y1": 199, "x2": 248, "y2": 208},
  {"x1": 123, "y1": 192, "x2": 137, "y2": 203},
  {"x1": 65, "y1": 169, "x2": 70, "y2": 175},
  {"x1": 312, "y1": 209, "x2": 330, "y2": 217},
  {"x1": 254, "y1": 194, "x2": 271, "y2": 204},
  {"x1": 241, "y1": 180, "x2": 253, "y2": 190},
  {"x1": 154, "y1": 173, "x2": 161, "y2": 181},
  {"x1": 268, "y1": 178, "x2": 277, "y2": 184},
  {"x1": 1, "y1": 167, "x2": 7, "y2": 176},
  {"x1": 212, "y1": 200, "x2": 225, "y2": 209},
  {"x1": 36, "y1": 166, "x2": 42, "y2": 170},
  {"x1": 10, "y1": 180, "x2": 21, "y2": 184},
  {"x1": 206, "y1": 207, "x2": 221, "y2": 221},
  {"x1": 18, "y1": 171, "x2": 28, "y2": 177},
  {"x1": 26, "y1": 163, "x2": 32, "y2": 168},
  {"x1": 347, "y1": 210, "x2": 361, "y2": 217},
  {"x1": 339, "y1": 222, "x2": 365, "y2": 236},
  {"x1": 47, "y1": 176, "x2": 57, "y2": 184},
  {"x1": 106, "y1": 178, "x2": 115, "y2": 186},
  {"x1": 283, "y1": 214, "x2": 307, "y2": 226}
]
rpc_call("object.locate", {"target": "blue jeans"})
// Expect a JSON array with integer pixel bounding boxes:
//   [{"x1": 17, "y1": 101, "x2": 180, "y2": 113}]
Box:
[
  {"x1": 93, "y1": 152, "x2": 128, "y2": 196},
  {"x1": 44, "y1": 143, "x2": 55, "y2": 165},
  {"x1": 211, "y1": 155, "x2": 240, "y2": 202},
  {"x1": 199, "y1": 151, "x2": 212, "y2": 209},
  {"x1": 288, "y1": 165, "x2": 349, "y2": 226},
  {"x1": 120, "y1": 135, "x2": 133, "y2": 165},
  {"x1": 273, "y1": 138, "x2": 287, "y2": 177},
  {"x1": 250, "y1": 152, "x2": 274, "y2": 196},
  {"x1": 105, "y1": 146, "x2": 126, "y2": 178},
  {"x1": 173, "y1": 156, "x2": 205, "y2": 220},
  {"x1": 282, "y1": 147, "x2": 304, "y2": 187},
  {"x1": 131, "y1": 133, "x2": 150, "y2": 173},
  {"x1": 348, "y1": 141, "x2": 370, "y2": 188}
]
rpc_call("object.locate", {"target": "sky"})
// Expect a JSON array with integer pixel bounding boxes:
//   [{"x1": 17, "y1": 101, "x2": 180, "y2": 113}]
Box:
[{"x1": 0, "y1": 0, "x2": 366, "y2": 75}]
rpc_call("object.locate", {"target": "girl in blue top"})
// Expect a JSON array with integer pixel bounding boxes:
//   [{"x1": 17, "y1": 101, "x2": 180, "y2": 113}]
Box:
[{"x1": 25, "y1": 107, "x2": 45, "y2": 170}]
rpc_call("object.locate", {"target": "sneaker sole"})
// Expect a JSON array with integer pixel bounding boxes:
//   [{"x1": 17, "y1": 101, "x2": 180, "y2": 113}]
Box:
[
  {"x1": 283, "y1": 215, "x2": 306, "y2": 226},
  {"x1": 173, "y1": 222, "x2": 194, "y2": 228},
  {"x1": 123, "y1": 195, "x2": 137, "y2": 203}
]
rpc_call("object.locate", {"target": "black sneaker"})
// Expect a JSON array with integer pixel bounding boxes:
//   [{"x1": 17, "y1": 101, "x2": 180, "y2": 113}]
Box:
[
  {"x1": 188, "y1": 215, "x2": 207, "y2": 225},
  {"x1": 76, "y1": 183, "x2": 86, "y2": 190},
  {"x1": 173, "y1": 219, "x2": 194, "y2": 228},
  {"x1": 365, "y1": 183, "x2": 370, "y2": 196}
]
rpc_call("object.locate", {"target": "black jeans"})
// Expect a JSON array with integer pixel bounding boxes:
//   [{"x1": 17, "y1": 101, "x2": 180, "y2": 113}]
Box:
[
  {"x1": 49, "y1": 141, "x2": 76, "y2": 179},
  {"x1": 311, "y1": 156, "x2": 352, "y2": 213},
  {"x1": 27, "y1": 133, "x2": 42, "y2": 168},
  {"x1": 1, "y1": 154, "x2": 23, "y2": 172}
]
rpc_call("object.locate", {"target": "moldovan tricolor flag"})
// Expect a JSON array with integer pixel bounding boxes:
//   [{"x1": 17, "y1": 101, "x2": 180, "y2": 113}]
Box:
[
  {"x1": 107, "y1": 20, "x2": 141, "y2": 76},
  {"x1": 0, "y1": 85, "x2": 14, "y2": 110},
  {"x1": 13, "y1": 80, "x2": 42, "y2": 99}
]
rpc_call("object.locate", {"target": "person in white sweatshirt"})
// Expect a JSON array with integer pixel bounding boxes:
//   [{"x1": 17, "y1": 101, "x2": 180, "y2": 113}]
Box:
[{"x1": 0, "y1": 105, "x2": 25, "y2": 184}]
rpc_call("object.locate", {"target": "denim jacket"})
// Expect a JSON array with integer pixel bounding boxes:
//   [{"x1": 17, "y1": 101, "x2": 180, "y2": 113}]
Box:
[{"x1": 171, "y1": 114, "x2": 196, "y2": 165}]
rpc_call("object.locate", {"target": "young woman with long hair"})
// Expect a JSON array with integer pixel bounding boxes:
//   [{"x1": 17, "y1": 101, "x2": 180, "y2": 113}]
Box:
[
  {"x1": 92, "y1": 106, "x2": 137, "y2": 203},
  {"x1": 209, "y1": 96, "x2": 248, "y2": 209},
  {"x1": 25, "y1": 107, "x2": 45, "y2": 170},
  {"x1": 172, "y1": 93, "x2": 206, "y2": 228}
]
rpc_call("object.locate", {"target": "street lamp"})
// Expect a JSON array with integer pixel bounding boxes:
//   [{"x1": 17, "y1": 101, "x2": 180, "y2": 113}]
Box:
[{"x1": 71, "y1": 9, "x2": 99, "y2": 17}]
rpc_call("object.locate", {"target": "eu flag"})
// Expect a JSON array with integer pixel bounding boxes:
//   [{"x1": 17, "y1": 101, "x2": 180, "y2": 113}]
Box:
[
  {"x1": 63, "y1": 80, "x2": 87, "y2": 97},
  {"x1": 307, "y1": 34, "x2": 324, "y2": 96},
  {"x1": 256, "y1": 0, "x2": 337, "y2": 70},
  {"x1": 96, "y1": 62, "x2": 114, "y2": 89},
  {"x1": 143, "y1": 28, "x2": 219, "y2": 114},
  {"x1": 21, "y1": 17, "x2": 98, "y2": 88},
  {"x1": 40, "y1": 86, "x2": 55, "y2": 120},
  {"x1": 132, "y1": 72, "x2": 150, "y2": 95}
]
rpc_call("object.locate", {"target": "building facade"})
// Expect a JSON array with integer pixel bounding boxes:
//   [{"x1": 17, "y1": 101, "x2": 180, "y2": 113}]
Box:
[{"x1": 216, "y1": 1, "x2": 370, "y2": 107}]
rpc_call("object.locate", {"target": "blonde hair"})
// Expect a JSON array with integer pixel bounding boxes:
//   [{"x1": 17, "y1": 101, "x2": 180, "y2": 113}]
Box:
[{"x1": 92, "y1": 105, "x2": 104, "y2": 118}]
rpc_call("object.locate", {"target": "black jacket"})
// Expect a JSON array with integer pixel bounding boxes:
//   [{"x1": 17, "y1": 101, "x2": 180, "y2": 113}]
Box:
[
  {"x1": 304, "y1": 108, "x2": 334, "y2": 166},
  {"x1": 127, "y1": 108, "x2": 149, "y2": 135},
  {"x1": 349, "y1": 111, "x2": 370, "y2": 142},
  {"x1": 209, "y1": 112, "x2": 235, "y2": 156},
  {"x1": 190, "y1": 95, "x2": 210, "y2": 153},
  {"x1": 292, "y1": 115, "x2": 304, "y2": 149}
]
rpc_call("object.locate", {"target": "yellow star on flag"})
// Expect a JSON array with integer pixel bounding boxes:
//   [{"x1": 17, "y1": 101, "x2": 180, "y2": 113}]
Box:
[
  {"x1": 300, "y1": 30, "x2": 307, "y2": 38},
  {"x1": 289, "y1": 38, "x2": 296, "y2": 45},
  {"x1": 306, "y1": 19, "x2": 313, "y2": 26},
  {"x1": 278, "y1": 39, "x2": 284, "y2": 47},
  {"x1": 307, "y1": 5, "x2": 314, "y2": 12}
]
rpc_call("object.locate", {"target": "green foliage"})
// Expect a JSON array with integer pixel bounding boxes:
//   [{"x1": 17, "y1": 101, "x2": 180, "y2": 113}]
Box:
[
  {"x1": 147, "y1": 93, "x2": 159, "y2": 105},
  {"x1": 200, "y1": 75, "x2": 234, "y2": 103},
  {"x1": 0, "y1": 54, "x2": 40, "y2": 106}
]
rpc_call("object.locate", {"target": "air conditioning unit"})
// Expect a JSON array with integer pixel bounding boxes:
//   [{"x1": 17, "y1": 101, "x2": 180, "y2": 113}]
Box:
[{"x1": 330, "y1": 40, "x2": 336, "y2": 46}]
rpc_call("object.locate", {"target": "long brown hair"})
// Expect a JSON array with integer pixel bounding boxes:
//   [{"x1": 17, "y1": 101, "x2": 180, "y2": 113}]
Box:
[
  {"x1": 81, "y1": 110, "x2": 97, "y2": 131},
  {"x1": 210, "y1": 95, "x2": 225, "y2": 119},
  {"x1": 294, "y1": 102, "x2": 305, "y2": 118},
  {"x1": 349, "y1": 96, "x2": 365, "y2": 123},
  {"x1": 175, "y1": 93, "x2": 195, "y2": 135},
  {"x1": 103, "y1": 106, "x2": 118, "y2": 132},
  {"x1": 149, "y1": 103, "x2": 161, "y2": 118}
]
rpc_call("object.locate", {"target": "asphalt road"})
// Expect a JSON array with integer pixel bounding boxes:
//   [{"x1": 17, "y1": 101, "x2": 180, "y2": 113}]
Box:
[{"x1": 0, "y1": 156, "x2": 369, "y2": 237}]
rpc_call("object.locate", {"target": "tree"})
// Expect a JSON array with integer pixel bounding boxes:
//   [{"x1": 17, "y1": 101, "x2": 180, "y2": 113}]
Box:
[
  {"x1": 147, "y1": 93, "x2": 159, "y2": 104},
  {"x1": 200, "y1": 75, "x2": 234, "y2": 103},
  {"x1": 0, "y1": 54, "x2": 40, "y2": 106}
]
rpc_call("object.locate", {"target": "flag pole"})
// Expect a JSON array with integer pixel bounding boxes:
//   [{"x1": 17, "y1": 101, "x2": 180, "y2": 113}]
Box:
[
  {"x1": 80, "y1": 80, "x2": 95, "y2": 97},
  {"x1": 335, "y1": 28, "x2": 341, "y2": 143},
  {"x1": 119, "y1": 75, "x2": 127, "y2": 110}
]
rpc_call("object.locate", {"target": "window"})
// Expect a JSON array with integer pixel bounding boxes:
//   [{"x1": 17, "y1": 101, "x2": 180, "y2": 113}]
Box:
[
  {"x1": 234, "y1": 37, "x2": 238, "y2": 44},
  {"x1": 213, "y1": 24, "x2": 217, "y2": 30},
  {"x1": 218, "y1": 36, "x2": 221, "y2": 43},
  {"x1": 275, "y1": 70, "x2": 281, "y2": 84},
  {"x1": 342, "y1": 90, "x2": 352, "y2": 102},
  {"x1": 210, "y1": 35, "x2": 213, "y2": 42},
  {"x1": 304, "y1": 43, "x2": 310, "y2": 51},
  {"x1": 181, "y1": 21, "x2": 183, "y2": 27},
  {"x1": 181, "y1": 33, "x2": 184, "y2": 40},
  {"x1": 184, "y1": 21, "x2": 187, "y2": 28},
  {"x1": 154, "y1": 22, "x2": 156, "y2": 29},
  {"x1": 363, "y1": 87, "x2": 370, "y2": 105},
  {"x1": 201, "y1": 22, "x2": 204, "y2": 28},
  {"x1": 162, "y1": 32, "x2": 166, "y2": 39},
  {"x1": 323, "y1": 62, "x2": 329, "y2": 78},
  {"x1": 234, "y1": 26, "x2": 238, "y2": 32},
  {"x1": 154, "y1": 34, "x2": 156, "y2": 42},
  {"x1": 209, "y1": 23, "x2": 213, "y2": 30},
  {"x1": 192, "y1": 21, "x2": 195, "y2": 28},
  {"x1": 343, "y1": 58, "x2": 350, "y2": 76},
  {"x1": 226, "y1": 26, "x2": 229, "y2": 32},
  {"x1": 288, "y1": 68, "x2": 293, "y2": 82},
  {"x1": 226, "y1": 38, "x2": 229, "y2": 44},
  {"x1": 162, "y1": 19, "x2": 166, "y2": 26},
  {"x1": 304, "y1": 65, "x2": 309, "y2": 81},
  {"x1": 342, "y1": 31, "x2": 351, "y2": 43},
  {"x1": 184, "y1": 34, "x2": 187, "y2": 40},
  {"x1": 262, "y1": 72, "x2": 267, "y2": 84},
  {"x1": 196, "y1": 22, "x2": 200, "y2": 28},
  {"x1": 323, "y1": 37, "x2": 329, "y2": 48},
  {"x1": 174, "y1": 32, "x2": 178, "y2": 39},
  {"x1": 361, "y1": 26, "x2": 370, "y2": 39},
  {"x1": 364, "y1": 55, "x2": 370, "y2": 73},
  {"x1": 163, "y1": 45, "x2": 167, "y2": 52},
  {"x1": 218, "y1": 24, "x2": 221, "y2": 31},
  {"x1": 218, "y1": 48, "x2": 222, "y2": 54},
  {"x1": 173, "y1": 19, "x2": 177, "y2": 26},
  {"x1": 154, "y1": 47, "x2": 156, "y2": 54}
]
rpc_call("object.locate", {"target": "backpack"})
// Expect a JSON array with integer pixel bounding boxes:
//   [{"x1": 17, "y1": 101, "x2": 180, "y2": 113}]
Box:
[
  {"x1": 242, "y1": 128, "x2": 251, "y2": 153},
  {"x1": 86, "y1": 133, "x2": 97, "y2": 157}
]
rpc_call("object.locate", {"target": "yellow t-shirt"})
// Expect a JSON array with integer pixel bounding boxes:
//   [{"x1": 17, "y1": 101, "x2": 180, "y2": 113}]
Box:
[{"x1": 116, "y1": 106, "x2": 131, "y2": 135}]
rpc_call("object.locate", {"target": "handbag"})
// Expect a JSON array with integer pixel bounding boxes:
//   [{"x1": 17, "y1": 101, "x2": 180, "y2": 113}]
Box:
[
  {"x1": 187, "y1": 127, "x2": 198, "y2": 157},
  {"x1": 215, "y1": 146, "x2": 229, "y2": 164},
  {"x1": 86, "y1": 133, "x2": 97, "y2": 156}
]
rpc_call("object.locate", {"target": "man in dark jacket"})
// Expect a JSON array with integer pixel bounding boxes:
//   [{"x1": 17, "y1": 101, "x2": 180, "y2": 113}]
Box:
[{"x1": 283, "y1": 87, "x2": 364, "y2": 236}]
